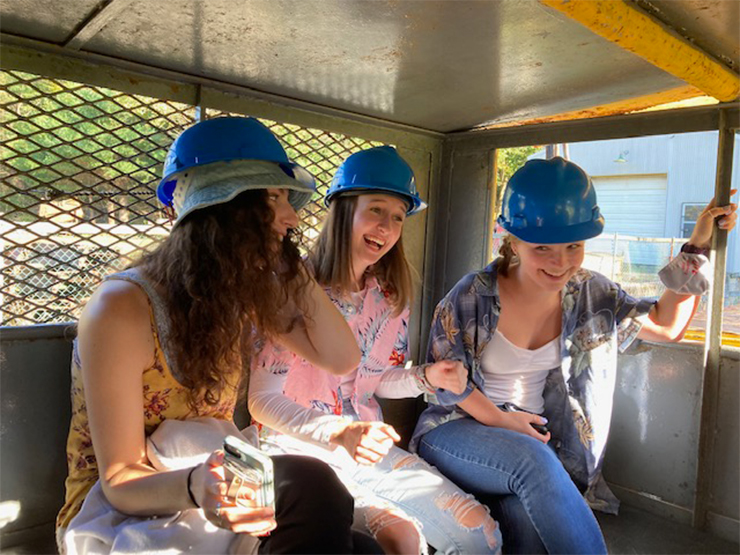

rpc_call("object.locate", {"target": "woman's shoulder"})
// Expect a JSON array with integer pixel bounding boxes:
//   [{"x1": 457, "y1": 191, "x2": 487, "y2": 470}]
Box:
[
  {"x1": 567, "y1": 268, "x2": 618, "y2": 292},
  {"x1": 446, "y1": 261, "x2": 498, "y2": 300},
  {"x1": 80, "y1": 278, "x2": 151, "y2": 331}
]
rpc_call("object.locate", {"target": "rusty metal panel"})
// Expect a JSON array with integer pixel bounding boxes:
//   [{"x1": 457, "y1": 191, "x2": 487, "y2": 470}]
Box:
[
  {"x1": 0, "y1": 325, "x2": 72, "y2": 543},
  {"x1": 437, "y1": 148, "x2": 493, "y2": 295},
  {"x1": 604, "y1": 342, "x2": 703, "y2": 511},
  {"x1": 642, "y1": 0, "x2": 740, "y2": 72},
  {"x1": 0, "y1": 0, "x2": 101, "y2": 44},
  {"x1": 709, "y1": 352, "x2": 739, "y2": 527},
  {"x1": 604, "y1": 343, "x2": 739, "y2": 541}
]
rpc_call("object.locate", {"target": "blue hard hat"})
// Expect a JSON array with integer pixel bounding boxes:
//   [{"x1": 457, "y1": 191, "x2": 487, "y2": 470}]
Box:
[
  {"x1": 497, "y1": 157, "x2": 604, "y2": 244},
  {"x1": 325, "y1": 146, "x2": 427, "y2": 215},
  {"x1": 157, "y1": 117, "x2": 315, "y2": 221}
]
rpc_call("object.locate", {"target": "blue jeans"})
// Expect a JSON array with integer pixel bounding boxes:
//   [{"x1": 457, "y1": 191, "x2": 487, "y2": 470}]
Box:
[{"x1": 418, "y1": 418, "x2": 607, "y2": 555}]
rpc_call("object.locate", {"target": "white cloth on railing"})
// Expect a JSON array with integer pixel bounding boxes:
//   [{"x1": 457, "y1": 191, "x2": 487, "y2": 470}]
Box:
[
  {"x1": 658, "y1": 252, "x2": 711, "y2": 295},
  {"x1": 60, "y1": 418, "x2": 260, "y2": 555}
]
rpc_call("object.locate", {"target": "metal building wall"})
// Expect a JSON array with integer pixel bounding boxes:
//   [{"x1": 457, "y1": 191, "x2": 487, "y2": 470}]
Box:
[{"x1": 557, "y1": 132, "x2": 739, "y2": 273}]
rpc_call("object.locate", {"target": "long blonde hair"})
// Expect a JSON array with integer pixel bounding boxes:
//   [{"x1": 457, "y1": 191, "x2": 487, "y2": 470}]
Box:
[{"x1": 309, "y1": 195, "x2": 412, "y2": 316}]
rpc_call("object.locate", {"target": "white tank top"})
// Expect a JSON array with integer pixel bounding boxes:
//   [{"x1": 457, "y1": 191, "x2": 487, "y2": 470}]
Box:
[{"x1": 480, "y1": 329, "x2": 561, "y2": 414}]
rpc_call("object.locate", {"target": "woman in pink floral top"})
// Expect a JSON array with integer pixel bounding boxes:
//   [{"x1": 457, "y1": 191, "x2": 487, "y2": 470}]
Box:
[{"x1": 250, "y1": 146, "x2": 502, "y2": 555}]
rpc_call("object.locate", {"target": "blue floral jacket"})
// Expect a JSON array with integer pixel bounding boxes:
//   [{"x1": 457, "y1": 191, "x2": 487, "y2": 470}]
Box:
[{"x1": 410, "y1": 259, "x2": 654, "y2": 512}]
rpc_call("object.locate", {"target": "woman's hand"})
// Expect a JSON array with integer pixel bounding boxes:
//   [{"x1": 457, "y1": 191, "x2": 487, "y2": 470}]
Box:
[
  {"x1": 499, "y1": 412, "x2": 551, "y2": 444},
  {"x1": 688, "y1": 189, "x2": 737, "y2": 249},
  {"x1": 425, "y1": 360, "x2": 467, "y2": 394},
  {"x1": 330, "y1": 421, "x2": 400, "y2": 465},
  {"x1": 193, "y1": 451, "x2": 277, "y2": 536}
]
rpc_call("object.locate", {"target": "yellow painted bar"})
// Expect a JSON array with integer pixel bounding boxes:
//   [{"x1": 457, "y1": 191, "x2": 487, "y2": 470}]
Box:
[
  {"x1": 482, "y1": 85, "x2": 709, "y2": 129},
  {"x1": 540, "y1": 0, "x2": 740, "y2": 102}
]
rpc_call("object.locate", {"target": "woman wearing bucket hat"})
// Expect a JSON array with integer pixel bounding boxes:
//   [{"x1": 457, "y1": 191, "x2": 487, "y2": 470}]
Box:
[
  {"x1": 412, "y1": 157, "x2": 737, "y2": 554},
  {"x1": 56, "y1": 116, "x2": 380, "y2": 554},
  {"x1": 249, "y1": 146, "x2": 502, "y2": 555}
]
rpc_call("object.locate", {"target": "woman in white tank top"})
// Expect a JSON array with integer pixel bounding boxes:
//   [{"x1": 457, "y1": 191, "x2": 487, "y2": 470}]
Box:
[{"x1": 412, "y1": 158, "x2": 737, "y2": 554}]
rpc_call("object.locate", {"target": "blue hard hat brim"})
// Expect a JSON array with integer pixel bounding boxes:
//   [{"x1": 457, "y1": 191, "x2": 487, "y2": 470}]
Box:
[
  {"x1": 499, "y1": 215, "x2": 605, "y2": 244},
  {"x1": 325, "y1": 187, "x2": 427, "y2": 215}
]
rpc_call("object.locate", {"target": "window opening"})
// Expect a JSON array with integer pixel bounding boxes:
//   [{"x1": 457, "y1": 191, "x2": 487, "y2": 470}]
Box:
[
  {"x1": 680, "y1": 203, "x2": 705, "y2": 239},
  {"x1": 492, "y1": 132, "x2": 739, "y2": 345}
]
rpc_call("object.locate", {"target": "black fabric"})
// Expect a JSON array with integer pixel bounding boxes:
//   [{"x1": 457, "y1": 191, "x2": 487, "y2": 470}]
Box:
[{"x1": 258, "y1": 455, "x2": 381, "y2": 554}]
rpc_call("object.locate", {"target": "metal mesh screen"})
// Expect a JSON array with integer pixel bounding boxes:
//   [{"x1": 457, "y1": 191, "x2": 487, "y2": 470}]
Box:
[{"x1": 1, "y1": 69, "x2": 383, "y2": 326}]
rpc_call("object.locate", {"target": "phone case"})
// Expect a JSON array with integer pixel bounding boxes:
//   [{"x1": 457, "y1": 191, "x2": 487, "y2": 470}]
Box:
[{"x1": 223, "y1": 435, "x2": 275, "y2": 509}]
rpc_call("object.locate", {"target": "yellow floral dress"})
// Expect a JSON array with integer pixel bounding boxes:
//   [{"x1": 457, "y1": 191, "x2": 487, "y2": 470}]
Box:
[{"x1": 57, "y1": 270, "x2": 240, "y2": 530}]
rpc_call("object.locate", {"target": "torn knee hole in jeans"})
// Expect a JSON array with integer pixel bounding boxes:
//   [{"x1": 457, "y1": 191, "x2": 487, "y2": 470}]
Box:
[
  {"x1": 391, "y1": 452, "x2": 433, "y2": 471},
  {"x1": 434, "y1": 491, "x2": 500, "y2": 550},
  {"x1": 365, "y1": 507, "x2": 426, "y2": 555}
]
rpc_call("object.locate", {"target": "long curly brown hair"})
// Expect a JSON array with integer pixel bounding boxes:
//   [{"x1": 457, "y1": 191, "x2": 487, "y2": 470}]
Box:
[{"x1": 135, "y1": 189, "x2": 308, "y2": 410}]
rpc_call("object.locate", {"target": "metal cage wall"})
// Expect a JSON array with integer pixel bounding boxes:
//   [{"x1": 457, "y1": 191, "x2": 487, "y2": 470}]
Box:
[{"x1": 0, "y1": 69, "x2": 383, "y2": 325}]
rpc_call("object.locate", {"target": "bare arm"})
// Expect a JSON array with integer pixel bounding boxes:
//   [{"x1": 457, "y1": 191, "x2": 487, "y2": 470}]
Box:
[
  {"x1": 637, "y1": 291, "x2": 700, "y2": 342},
  {"x1": 79, "y1": 281, "x2": 276, "y2": 533},
  {"x1": 78, "y1": 280, "x2": 196, "y2": 515},
  {"x1": 458, "y1": 389, "x2": 550, "y2": 443},
  {"x1": 638, "y1": 191, "x2": 737, "y2": 342},
  {"x1": 276, "y1": 276, "x2": 360, "y2": 375}
]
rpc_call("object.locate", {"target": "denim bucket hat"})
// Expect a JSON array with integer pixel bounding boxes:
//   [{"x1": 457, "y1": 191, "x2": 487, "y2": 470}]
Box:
[{"x1": 158, "y1": 117, "x2": 315, "y2": 225}]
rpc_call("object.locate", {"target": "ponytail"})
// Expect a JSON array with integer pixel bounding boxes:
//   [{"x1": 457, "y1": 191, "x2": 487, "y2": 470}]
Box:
[{"x1": 497, "y1": 235, "x2": 517, "y2": 277}]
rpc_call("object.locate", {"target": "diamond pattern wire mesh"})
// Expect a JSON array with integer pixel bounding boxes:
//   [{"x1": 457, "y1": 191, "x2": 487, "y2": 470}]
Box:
[{"x1": 1, "y1": 69, "x2": 384, "y2": 326}]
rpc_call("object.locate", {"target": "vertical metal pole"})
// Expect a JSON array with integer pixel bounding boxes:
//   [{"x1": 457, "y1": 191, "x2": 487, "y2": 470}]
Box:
[
  {"x1": 611, "y1": 233, "x2": 618, "y2": 281},
  {"x1": 487, "y1": 149, "x2": 499, "y2": 264},
  {"x1": 692, "y1": 108, "x2": 735, "y2": 530},
  {"x1": 194, "y1": 84, "x2": 204, "y2": 122}
]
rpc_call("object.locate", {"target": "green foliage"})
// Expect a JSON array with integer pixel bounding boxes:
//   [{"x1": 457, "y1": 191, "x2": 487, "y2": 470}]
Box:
[{"x1": 495, "y1": 145, "x2": 541, "y2": 195}]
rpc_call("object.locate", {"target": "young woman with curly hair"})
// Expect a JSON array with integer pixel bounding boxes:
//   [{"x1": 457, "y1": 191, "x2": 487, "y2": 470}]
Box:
[
  {"x1": 56, "y1": 117, "x2": 376, "y2": 554},
  {"x1": 250, "y1": 146, "x2": 502, "y2": 555}
]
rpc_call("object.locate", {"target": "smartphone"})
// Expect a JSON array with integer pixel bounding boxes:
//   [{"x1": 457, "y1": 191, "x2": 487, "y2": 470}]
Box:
[
  {"x1": 223, "y1": 435, "x2": 275, "y2": 510},
  {"x1": 501, "y1": 402, "x2": 549, "y2": 435}
]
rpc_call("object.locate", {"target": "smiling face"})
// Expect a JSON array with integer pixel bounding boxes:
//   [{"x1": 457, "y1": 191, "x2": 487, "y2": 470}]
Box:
[
  {"x1": 512, "y1": 238, "x2": 586, "y2": 291},
  {"x1": 351, "y1": 194, "x2": 407, "y2": 278},
  {"x1": 266, "y1": 188, "x2": 299, "y2": 241}
]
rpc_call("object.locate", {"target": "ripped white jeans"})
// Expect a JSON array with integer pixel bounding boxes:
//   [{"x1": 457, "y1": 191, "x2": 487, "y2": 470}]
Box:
[{"x1": 260, "y1": 433, "x2": 501, "y2": 555}]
